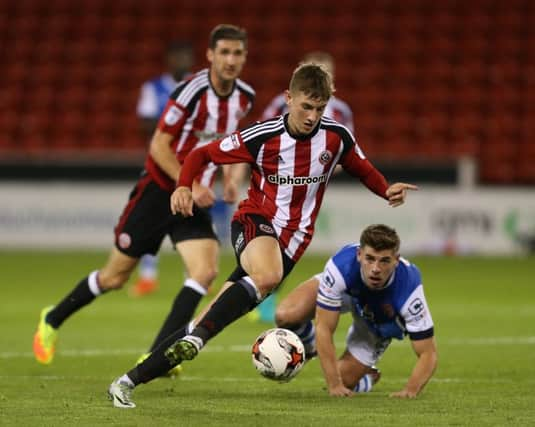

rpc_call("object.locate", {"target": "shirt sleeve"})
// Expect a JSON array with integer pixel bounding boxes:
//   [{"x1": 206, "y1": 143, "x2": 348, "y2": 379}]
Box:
[
  {"x1": 400, "y1": 285, "x2": 435, "y2": 340},
  {"x1": 177, "y1": 132, "x2": 256, "y2": 188},
  {"x1": 340, "y1": 150, "x2": 389, "y2": 199},
  {"x1": 316, "y1": 258, "x2": 348, "y2": 311},
  {"x1": 136, "y1": 82, "x2": 159, "y2": 118},
  {"x1": 156, "y1": 100, "x2": 188, "y2": 137}
]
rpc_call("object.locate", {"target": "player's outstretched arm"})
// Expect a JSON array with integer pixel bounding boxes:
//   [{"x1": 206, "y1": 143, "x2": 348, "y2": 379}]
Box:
[
  {"x1": 390, "y1": 336, "x2": 438, "y2": 398},
  {"x1": 170, "y1": 186, "x2": 194, "y2": 217},
  {"x1": 316, "y1": 307, "x2": 354, "y2": 397},
  {"x1": 386, "y1": 182, "x2": 419, "y2": 207}
]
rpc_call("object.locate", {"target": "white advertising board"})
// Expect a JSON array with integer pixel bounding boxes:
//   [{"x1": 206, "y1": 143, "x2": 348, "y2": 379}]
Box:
[
  {"x1": 310, "y1": 185, "x2": 535, "y2": 255},
  {"x1": 1, "y1": 182, "x2": 534, "y2": 254}
]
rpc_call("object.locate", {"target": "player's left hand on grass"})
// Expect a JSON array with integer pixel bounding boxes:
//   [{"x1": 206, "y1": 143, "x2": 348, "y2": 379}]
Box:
[
  {"x1": 327, "y1": 384, "x2": 355, "y2": 397},
  {"x1": 170, "y1": 186, "x2": 194, "y2": 217},
  {"x1": 390, "y1": 389, "x2": 418, "y2": 399},
  {"x1": 386, "y1": 182, "x2": 418, "y2": 207}
]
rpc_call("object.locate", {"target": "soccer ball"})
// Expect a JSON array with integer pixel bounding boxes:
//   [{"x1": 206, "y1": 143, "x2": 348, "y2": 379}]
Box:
[{"x1": 251, "y1": 328, "x2": 305, "y2": 382}]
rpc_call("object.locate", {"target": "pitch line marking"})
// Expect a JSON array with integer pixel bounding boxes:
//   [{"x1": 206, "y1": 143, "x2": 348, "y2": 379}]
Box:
[{"x1": 1, "y1": 336, "x2": 535, "y2": 359}]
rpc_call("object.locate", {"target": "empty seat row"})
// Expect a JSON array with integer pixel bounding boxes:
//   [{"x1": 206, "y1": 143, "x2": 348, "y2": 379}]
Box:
[{"x1": 1, "y1": 0, "x2": 534, "y2": 184}]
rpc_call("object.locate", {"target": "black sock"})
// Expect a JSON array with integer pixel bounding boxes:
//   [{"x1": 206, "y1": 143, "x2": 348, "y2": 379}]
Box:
[
  {"x1": 46, "y1": 275, "x2": 99, "y2": 328},
  {"x1": 149, "y1": 286, "x2": 204, "y2": 351},
  {"x1": 128, "y1": 325, "x2": 188, "y2": 385},
  {"x1": 192, "y1": 279, "x2": 258, "y2": 344}
]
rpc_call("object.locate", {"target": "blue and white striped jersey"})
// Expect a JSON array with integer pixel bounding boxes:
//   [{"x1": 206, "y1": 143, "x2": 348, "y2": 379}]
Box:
[
  {"x1": 317, "y1": 244, "x2": 434, "y2": 340},
  {"x1": 137, "y1": 73, "x2": 180, "y2": 119}
]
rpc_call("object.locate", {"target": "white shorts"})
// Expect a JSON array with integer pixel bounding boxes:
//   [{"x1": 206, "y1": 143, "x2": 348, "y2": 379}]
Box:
[{"x1": 340, "y1": 294, "x2": 391, "y2": 367}]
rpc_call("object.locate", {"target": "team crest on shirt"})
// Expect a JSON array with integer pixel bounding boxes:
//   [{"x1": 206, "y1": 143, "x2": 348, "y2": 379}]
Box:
[
  {"x1": 408, "y1": 298, "x2": 424, "y2": 315},
  {"x1": 219, "y1": 134, "x2": 241, "y2": 152},
  {"x1": 259, "y1": 224, "x2": 275, "y2": 234},
  {"x1": 118, "y1": 233, "x2": 131, "y2": 249},
  {"x1": 381, "y1": 303, "x2": 395, "y2": 319},
  {"x1": 318, "y1": 150, "x2": 333, "y2": 165},
  {"x1": 164, "y1": 105, "x2": 183, "y2": 126}
]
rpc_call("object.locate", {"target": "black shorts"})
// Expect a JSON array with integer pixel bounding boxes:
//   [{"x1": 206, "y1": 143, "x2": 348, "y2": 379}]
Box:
[
  {"x1": 114, "y1": 175, "x2": 218, "y2": 257},
  {"x1": 227, "y1": 213, "x2": 296, "y2": 284}
]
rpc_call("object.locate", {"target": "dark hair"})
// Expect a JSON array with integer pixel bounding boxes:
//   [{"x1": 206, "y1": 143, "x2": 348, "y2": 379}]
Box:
[
  {"x1": 166, "y1": 41, "x2": 193, "y2": 55},
  {"x1": 289, "y1": 63, "x2": 334, "y2": 101},
  {"x1": 360, "y1": 224, "x2": 400, "y2": 253},
  {"x1": 209, "y1": 24, "x2": 248, "y2": 49}
]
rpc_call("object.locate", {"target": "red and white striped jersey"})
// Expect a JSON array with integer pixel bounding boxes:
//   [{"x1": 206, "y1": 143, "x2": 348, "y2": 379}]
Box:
[
  {"x1": 144, "y1": 68, "x2": 255, "y2": 191},
  {"x1": 260, "y1": 93, "x2": 354, "y2": 133},
  {"x1": 178, "y1": 115, "x2": 389, "y2": 262}
]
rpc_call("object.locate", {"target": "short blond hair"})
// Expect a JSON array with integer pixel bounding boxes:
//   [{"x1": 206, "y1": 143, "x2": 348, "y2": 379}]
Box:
[{"x1": 289, "y1": 63, "x2": 334, "y2": 101}]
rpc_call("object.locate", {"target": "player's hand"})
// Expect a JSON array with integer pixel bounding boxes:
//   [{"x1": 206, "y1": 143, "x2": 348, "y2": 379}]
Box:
[
  {"x1": 222, "y1": 179, "x2": 239, "y2": 204},
  {"x1": 170, "y1": 186, "x2": 194, "y2": 217},
  {"x1": 192, "y1": 182, "x2": 216, "y2": 208},
  {"x1": 327, "y1": 384, "x2": 355, "y2": 397},
  {"x1": 390, "y1": 389, "x2": 418, "y2": 399},
  {"x1": 386, "y1": 182, "x2": 418, "y2": 207}
]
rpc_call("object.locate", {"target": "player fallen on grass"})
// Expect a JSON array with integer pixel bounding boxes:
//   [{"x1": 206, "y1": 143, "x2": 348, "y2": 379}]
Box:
[
  {"x1": 276, "y1": 224, "x2": 438, "y2": 397},
  {"x1": 108, "y1": 62, "x2": 417, "y2": 408},
  {"x1": 32, "y1": 25, "x2": 253, "y2": 374}
]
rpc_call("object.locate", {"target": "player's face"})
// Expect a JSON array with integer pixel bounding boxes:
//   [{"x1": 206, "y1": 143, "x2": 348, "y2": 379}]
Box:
[
  {"x1": 207, "y1": 39, "x2": 247, "y2": 83},
  {"x1": 357, "y1": 246, "x2": 399, "y2": 290},
  {"x1": 285, "y1": 90, "x2": 327, "y2": 136}
]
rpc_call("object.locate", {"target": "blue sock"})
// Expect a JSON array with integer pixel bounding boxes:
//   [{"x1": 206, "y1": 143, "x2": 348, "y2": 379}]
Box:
[{"x1": 257, "y1": 294, "x2": 276, "y2": 322}]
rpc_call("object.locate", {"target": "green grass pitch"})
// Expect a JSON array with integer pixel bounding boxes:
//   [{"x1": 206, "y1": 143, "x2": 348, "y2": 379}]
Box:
[{"x1": 1, "y1": 250, "x2": 534, "y2": 426}]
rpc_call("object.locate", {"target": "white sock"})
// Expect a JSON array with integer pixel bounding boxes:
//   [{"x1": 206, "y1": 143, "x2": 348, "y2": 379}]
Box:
[
  {"x1": 183, "y1": 334, "x2": 204, "y2": 351},
  {"x1": 88, "y1": 271, "x2": 102, "y2": 296},
  {"x1": 184, "y1": 278, "x2": 207, "y2": 296},
  {"x1": 119, "y1": 374, "x2": 135, "y2": 387},
  {"x1": 354, "y1": 374, "x2": 373, "y2": 393},
  {"x1": 186, "y1": 320, "x2": 195, "y2": 334},
  {"x1": 241, "y1": 276, "x2": 262, "y2": 302},
  {"x1": 292, "y1": 321, "x2": 316, "y2": 354}
]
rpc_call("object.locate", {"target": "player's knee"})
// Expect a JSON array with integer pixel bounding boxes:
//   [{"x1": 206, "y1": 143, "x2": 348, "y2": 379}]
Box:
[
  {"x1": 274, "y1": 305, "x2": 295, "y2": 328},
  {"x1": 190, "y1": 266, "x2": 218, "y2": 288},
  {"x1": 98, "y1": 271, "x2": 130, "y2": 290},
  {"x1": 253, "y1": 270, "x2": 283, "y2": 296}
]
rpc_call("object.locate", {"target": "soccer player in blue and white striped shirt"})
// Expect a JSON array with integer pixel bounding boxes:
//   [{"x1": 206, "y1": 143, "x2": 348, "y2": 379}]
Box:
[{"x1": 276, "y1": 224, "x2": 438, "y2": 397}]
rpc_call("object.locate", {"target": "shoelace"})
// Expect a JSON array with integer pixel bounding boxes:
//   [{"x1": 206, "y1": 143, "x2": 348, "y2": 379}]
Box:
[{"x1": 117, "y1": 382, "x2": 134, "y2": 403}]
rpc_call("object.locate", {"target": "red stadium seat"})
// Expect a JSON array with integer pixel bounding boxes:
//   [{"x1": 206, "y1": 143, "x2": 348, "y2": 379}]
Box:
[{"x1": 0, "y1": 0, "x2": 531, "y2": 183}]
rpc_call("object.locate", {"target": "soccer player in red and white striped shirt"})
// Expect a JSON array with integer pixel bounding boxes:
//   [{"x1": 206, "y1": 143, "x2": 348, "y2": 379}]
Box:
[
  {"x1": 108, "y1": 62, "x2": 416, "y2": 408},
  {"x1": 254, "y1": 51, "x2": 355, "y2": 322},
  {"x1": 34, "y1": 25, "x2": 254, "y2": 370}
]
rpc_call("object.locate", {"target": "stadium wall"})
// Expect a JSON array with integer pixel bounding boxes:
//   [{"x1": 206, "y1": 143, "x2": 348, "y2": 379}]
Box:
[{"x1": 0, "y1": 183, "x2": 534, "y2": 255}]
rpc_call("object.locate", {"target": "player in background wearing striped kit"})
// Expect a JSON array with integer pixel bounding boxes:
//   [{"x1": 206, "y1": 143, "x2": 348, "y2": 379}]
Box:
[
  {"x1": 33, "y1": 25, "x2": 254, "y2": 373},
  {"x1": 275, "y1": 224, "x2": 438, "y2": 397},
  {"x1": 131, "y1": 41, "x2": 194, "y2": 297},
  {"x1": 108, "y1": 62, "x2": 417, "y2": 408},
  {"x1": 251, "y1": 50, "x2": 355, "y2": 323}
]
